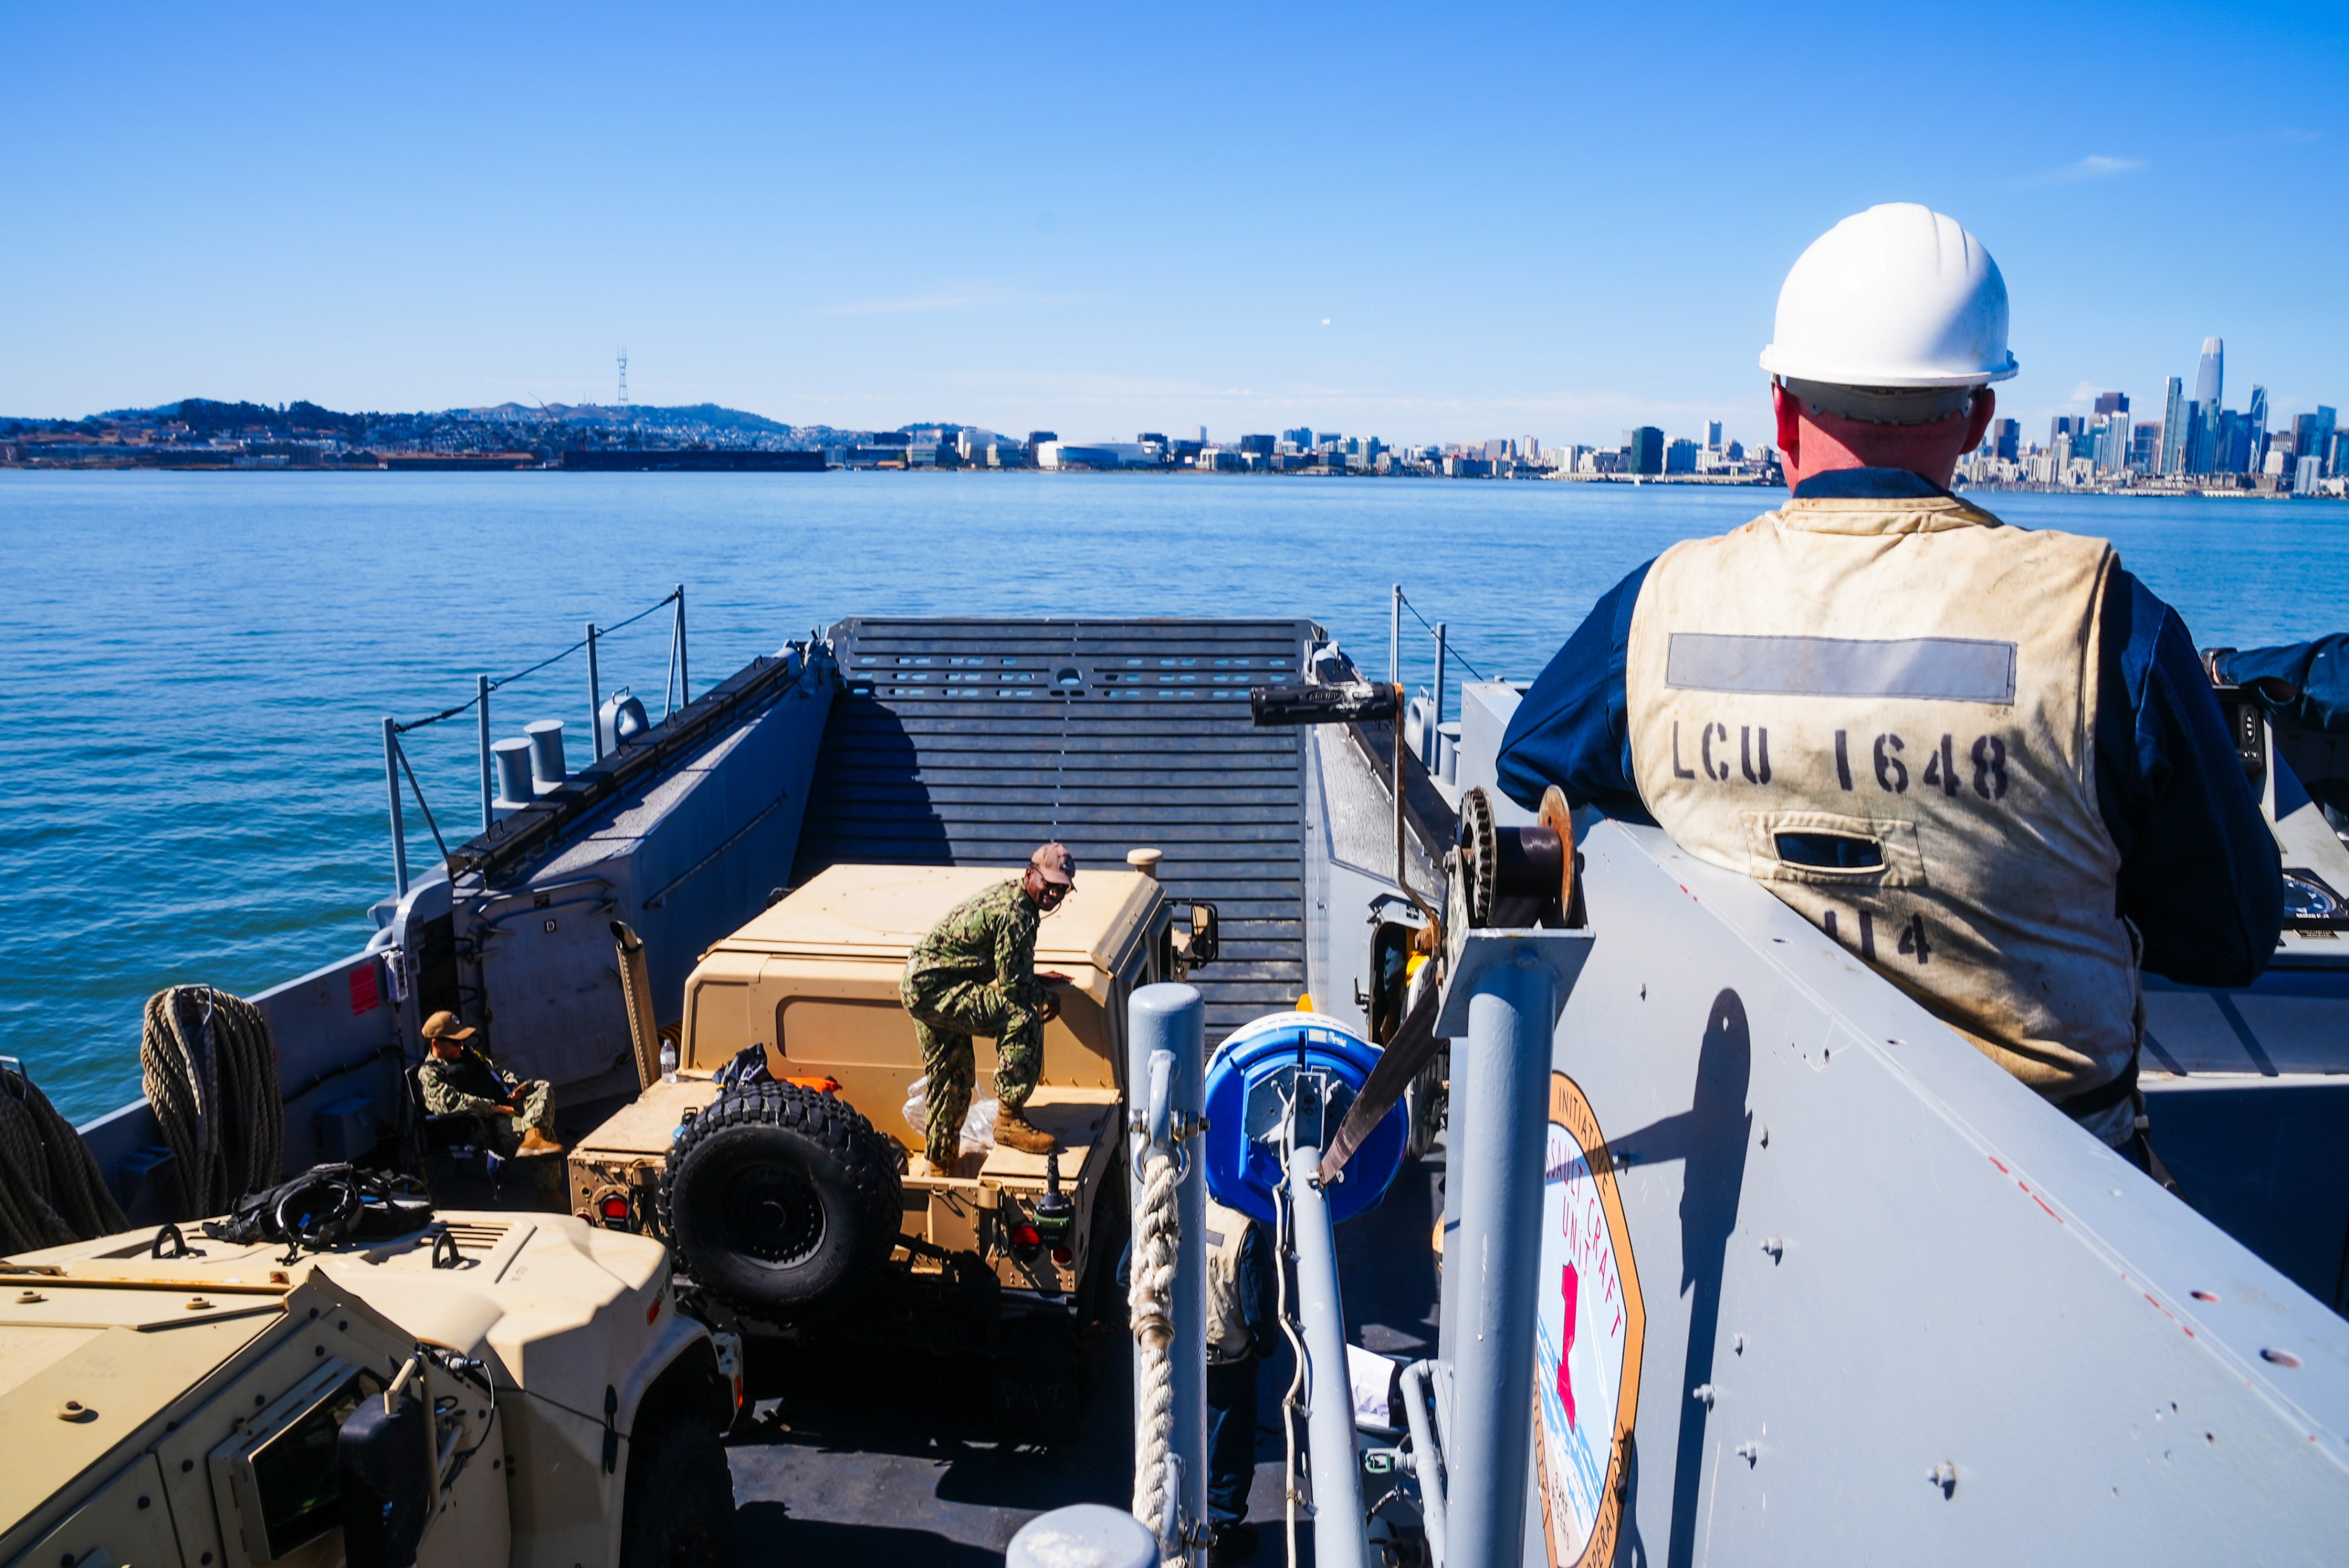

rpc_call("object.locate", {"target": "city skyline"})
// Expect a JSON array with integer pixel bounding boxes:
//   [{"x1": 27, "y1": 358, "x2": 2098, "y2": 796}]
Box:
[
  {"x1": 1957, "y1": 331, "x2": 2345, "y2": 494},
  {"x1": 10, "y1": 317, "x2": 2340, "y2": 478},
  {"x1": 2, "y1": 3, "x2": 2343, "y2": 446}
]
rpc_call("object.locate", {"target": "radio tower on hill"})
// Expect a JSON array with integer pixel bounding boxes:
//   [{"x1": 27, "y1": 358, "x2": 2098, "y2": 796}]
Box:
[{"x1": 617, "y1": 347, "x2": 629, "y2": 410}]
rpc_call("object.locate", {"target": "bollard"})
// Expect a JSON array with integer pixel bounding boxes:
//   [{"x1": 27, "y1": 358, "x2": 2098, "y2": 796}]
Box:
[
  {"x1": 491, "y1": 738, "x2": 535, "y2": 814},
  {"x1": 1127, "y1": 982, "x2": 1207, "y2": 1562},
  {"x1": 1006, "y1": 1504, "x2": 1157, "y2": 1568},
  {"x1": 525, "y1": 719, "x2": 567, "y2": 793}
]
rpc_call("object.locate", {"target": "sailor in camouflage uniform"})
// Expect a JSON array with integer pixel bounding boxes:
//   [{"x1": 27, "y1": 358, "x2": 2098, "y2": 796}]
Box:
[
  {"x1": 900, "y1": 843, "x2": 1075, "y2": 1169},
  {"x1": 417, "y1": 1010, "x2": 563, "y2": 1157}
]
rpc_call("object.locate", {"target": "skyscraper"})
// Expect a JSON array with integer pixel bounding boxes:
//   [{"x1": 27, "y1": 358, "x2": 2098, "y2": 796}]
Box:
[
  {"x1": 1705, "y1": 420, "x2": 1723, "y2": 448},
  {"x1": 1991, "y1": 418, "x2": 2020, "y2": 462},
  {"x1": 2161, "y1": 377, "x2": 2187, "y2": 475},
  {"x1": 2195, "y1": 337, "x2": 2224, "y2": 410},
  {"x1": 2216, "y1": 410, "x2": 2248, "y2": 475},
  {"x1": 2093, "y1": 413, "x2": 2130, "y2": 473},
  {"x1": 1627, "y1": 427, "x2": 1664, "y2": 475},
  {"x1": 2245, "y1": 387, "x2": 2269, "y2": 475},
  {"x1": 2296, "y1": 407, "x2": 2339, "y2": 480},
  {"x1": 2093, "y1": 391, "x2": 2129, "y2": 416}
]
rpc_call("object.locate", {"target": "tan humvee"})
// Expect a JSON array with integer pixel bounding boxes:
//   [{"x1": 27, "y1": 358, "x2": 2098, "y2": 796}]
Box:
[
  {"x1": 571, "y1": 862, "x2": 1194, "y2": 1307},
  {"x1": 1, "y1": 1211, "x2": 738, "y2": 1568}
]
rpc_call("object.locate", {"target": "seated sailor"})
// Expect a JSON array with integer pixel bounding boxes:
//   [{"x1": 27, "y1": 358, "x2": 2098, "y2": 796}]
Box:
[
  {"x1": 418, "y1": 1010, "x2": 563, "y2": 1157},
  {"x1": 1496, "y1": 203, "x2": 2282, "y2": 1180}
]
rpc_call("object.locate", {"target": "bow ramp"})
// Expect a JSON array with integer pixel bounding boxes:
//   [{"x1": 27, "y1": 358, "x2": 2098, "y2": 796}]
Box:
[{"x1": 793, "y1": 616, "x2": 1318, "y2": 1041}]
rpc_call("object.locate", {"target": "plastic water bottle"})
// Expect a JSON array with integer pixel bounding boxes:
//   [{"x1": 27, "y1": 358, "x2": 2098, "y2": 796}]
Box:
[{"x1": 660, "y1": 1038, "x2": 678, "y2": 1085}]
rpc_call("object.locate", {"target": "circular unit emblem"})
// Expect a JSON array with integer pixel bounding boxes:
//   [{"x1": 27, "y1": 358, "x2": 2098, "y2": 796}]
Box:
[{"x1": 1533, "y1": 1071, "x2": 1644, "y2": 1568}]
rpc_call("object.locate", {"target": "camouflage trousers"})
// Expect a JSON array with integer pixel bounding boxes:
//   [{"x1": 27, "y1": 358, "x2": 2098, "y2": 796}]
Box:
[
  {"x1": 901, "y1": 971, "x2": 1044, "y2": 1169},
  {"x1": 489, "y1": 1081, "x2": 555, "y2": 1158}
]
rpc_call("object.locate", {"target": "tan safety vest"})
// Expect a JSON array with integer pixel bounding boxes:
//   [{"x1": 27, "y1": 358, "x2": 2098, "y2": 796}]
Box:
[
  {"x1": 1624, "y1": 490, "x2": 2138, "y2": 1133},
  {"x1": 1203, "y1": 1199, "x2": 1255, "y2": 1365}
]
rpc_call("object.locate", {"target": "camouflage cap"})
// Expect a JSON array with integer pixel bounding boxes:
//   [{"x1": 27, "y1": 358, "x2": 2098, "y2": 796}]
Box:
[
  {"x1": 421, "y1": 1010, "x2": 476, "y2": 1041},
  {"x1": 1030, "y1": 841, "x2": 1077, "y2": 885}
]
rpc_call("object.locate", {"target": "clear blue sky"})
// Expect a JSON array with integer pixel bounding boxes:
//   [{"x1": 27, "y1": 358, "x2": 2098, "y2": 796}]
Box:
[{"x1": 2, "y1": 1, "x2": 2341, "y2": 450}]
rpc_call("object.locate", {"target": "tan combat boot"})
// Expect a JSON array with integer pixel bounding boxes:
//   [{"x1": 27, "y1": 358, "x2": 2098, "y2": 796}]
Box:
[
  {"x1": 517, "y1": 1128, "x2": 566, "y2": 1157},
  {"x1": 993, "y1": 1113, "x2": 1059, "y2": 1156}
]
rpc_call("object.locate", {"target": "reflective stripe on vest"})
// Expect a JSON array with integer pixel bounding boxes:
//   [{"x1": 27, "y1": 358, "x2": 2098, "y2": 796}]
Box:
[
  {"x1": 1624, "y1": 493, "x2": 2138, "y2": 1119},
  {"x1": 1202, "y1": 1198, "x2": 1255, "y2": 1365}
]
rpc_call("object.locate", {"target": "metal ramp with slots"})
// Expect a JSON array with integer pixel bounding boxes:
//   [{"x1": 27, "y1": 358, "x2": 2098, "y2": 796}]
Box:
[{"x1": 792, "y1": 617, "x2": 1320, "y2": 1041}]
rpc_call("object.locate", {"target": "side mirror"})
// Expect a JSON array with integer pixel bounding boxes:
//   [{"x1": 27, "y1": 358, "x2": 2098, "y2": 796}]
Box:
[
  {"x1": 340, "y1": 1380, "x2": 434, "y2": 1568},
  {"x1": 1174, "y1": 903, "x2": 1220, "y2": 970}
]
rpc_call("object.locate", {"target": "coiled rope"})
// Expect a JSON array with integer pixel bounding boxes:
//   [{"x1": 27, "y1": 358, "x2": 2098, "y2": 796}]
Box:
[
  {"x1": 0, "y1": 1060, "x2": 127, "y2": 1254},
  {"x1": 1128, "y1": 1142, "x2": 1182, "y2": 1560},
  {"x1": 141, "y1": 986, "x2": 283, "y2": 1219}
]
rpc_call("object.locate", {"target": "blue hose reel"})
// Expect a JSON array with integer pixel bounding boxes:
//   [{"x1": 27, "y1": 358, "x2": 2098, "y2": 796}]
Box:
[{"x1": 1201, "y1": 1011, "x2": 1411, "y2": 1226}]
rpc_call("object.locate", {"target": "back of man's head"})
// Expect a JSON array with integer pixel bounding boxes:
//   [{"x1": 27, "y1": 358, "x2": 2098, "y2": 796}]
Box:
[{"x1": 1761, "y1": 204, "x2": 2014, "y2": 487}]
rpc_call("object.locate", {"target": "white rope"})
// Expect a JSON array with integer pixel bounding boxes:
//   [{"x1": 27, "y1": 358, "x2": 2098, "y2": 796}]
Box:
[{"x1": 1129, "y1": 1145, "x2": 1183, "y2": 1560}]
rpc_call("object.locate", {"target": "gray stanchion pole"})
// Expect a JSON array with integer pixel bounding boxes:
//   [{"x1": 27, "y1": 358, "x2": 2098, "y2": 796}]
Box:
[
  {"x1": 1127, "y1": 982, "x2": 1207, "y2": 1561},
  {"x1": 1445, "y1": 952, "x2": 1556, "y2": 1567},
  {"x1": 1432, "y1": 621, "x2": 1449, "y2": 775},
  {"x1": 477, "y1": 673, "x2": 494, "y2": 832},
  {"x1": 586, "y1": 621, "x2": 603, "y2": 761},
  {"x1": 1288, "y1": 1144, "x2": 1370, "y2": 1568},
  {"x1": 1390, "y1": 583, "x2": 1401, "y2": 687},
  {"x1": 382, "y1": 717, "x2": 409, "y2": 897}
]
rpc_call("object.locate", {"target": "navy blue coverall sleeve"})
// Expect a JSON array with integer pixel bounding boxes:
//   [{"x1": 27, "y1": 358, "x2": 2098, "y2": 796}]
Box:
[
  {"x1": 2097, "y1": 572, "x2": 2282, "y2": 986},
  {"x1": 1494, "y1": 561, "x2": 1652, "y2": 823},
  {"x1": 1494, "y1": 555, "x2": 2282, "y2": 989},
  {"x1": 2216, "y1": 637, "x2": 2349, "y2": 734}
]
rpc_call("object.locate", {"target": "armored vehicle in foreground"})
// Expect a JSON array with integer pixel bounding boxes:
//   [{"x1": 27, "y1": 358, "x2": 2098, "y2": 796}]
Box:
[{"x1": 0, "y1": 1208, "x2": 738, "y2": 1568}]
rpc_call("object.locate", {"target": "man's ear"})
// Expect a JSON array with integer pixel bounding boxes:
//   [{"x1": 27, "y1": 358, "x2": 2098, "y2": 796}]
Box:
[
  {"x1": 1771, "y1": 381, "x2": 1802, "y2": 463},
  {"x1": 1964, "y1": 387, "x2": 1997, "y2": 452}
]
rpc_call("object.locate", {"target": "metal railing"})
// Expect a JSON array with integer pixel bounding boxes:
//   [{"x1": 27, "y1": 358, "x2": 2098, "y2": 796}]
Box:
[{"x1": 379, "y1": 586, "x2": 689, "y2": 897}]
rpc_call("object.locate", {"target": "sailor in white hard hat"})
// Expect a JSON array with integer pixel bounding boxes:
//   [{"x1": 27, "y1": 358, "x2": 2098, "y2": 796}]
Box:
[{"x1": 1496, "y1": 203, "x2": 2281, "y2": 1183}]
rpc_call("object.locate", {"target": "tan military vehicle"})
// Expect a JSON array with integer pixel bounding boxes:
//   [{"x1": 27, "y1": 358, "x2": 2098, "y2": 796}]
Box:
[
  {"x1": 1, "y1": 1208, "x2": 739, "y2": 1568},
  {"x1": 569, "y1": 861, "x2": 1214, "y2": 1345}
]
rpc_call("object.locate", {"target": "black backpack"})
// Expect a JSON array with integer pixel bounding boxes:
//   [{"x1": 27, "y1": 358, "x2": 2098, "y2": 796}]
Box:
[{"x1": 203, "y1": 1163, "x2": 434, "y2": 1250}]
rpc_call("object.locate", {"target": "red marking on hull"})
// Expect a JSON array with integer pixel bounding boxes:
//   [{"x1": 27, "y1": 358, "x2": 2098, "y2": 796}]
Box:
[{"x1": 1558, "y1": 1262, "x2": 1581, "y2": 1430}]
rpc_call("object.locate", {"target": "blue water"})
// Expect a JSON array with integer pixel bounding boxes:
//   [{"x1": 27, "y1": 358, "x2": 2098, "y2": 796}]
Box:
[{"x1": 6, "y1": 471, "x2": 2348, "y2": 1122}]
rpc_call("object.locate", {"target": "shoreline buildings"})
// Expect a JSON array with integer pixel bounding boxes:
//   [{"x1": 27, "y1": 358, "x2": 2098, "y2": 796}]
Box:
[{"x1": 1958, "y1": 336, "x2": 2345, "y2": 497}]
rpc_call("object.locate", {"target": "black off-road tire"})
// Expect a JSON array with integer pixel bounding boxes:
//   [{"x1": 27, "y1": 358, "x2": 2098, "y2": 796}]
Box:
[
  {"x1": 619, "y1": 1407, "x2": 737, "y2": 1568},
  {"x1": 662, "y1": 1081, "x2": 903, "y2": 1318}
]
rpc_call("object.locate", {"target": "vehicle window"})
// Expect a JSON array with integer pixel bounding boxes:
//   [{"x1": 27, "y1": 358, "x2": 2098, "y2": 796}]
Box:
[{"x1": 251, "y1": 1368, "x2": 382, "y2": 1559}]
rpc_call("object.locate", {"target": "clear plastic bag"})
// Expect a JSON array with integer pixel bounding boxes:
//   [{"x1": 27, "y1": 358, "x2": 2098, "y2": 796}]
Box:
[{"x1": 899, "y1": 1077, "x2": 998, "y2": 1152}]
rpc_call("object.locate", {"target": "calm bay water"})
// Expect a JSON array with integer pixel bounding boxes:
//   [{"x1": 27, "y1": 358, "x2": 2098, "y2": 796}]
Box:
[{"x1": 6, "y1": 470, "x2": 2347, "y2": 1122}]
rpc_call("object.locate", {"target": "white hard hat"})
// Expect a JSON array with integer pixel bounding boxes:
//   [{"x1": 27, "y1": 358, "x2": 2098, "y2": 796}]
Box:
[{"x1": 1759, "y1": 203, "x2": 2017, "y2": 388}]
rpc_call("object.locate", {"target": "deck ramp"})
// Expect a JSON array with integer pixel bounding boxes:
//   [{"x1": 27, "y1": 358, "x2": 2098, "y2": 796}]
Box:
[{"x1": 793, "y1": 618, "x2": 1319, "y2": 1041}]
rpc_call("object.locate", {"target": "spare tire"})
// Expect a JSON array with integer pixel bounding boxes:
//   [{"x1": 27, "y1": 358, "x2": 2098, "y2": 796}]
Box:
[{"x1": 662, "y1": 1082, "x2": 903, "y2": 1317}]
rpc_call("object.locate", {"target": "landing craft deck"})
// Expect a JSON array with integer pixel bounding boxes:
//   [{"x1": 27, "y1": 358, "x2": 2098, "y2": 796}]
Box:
[{"x1": 20, "y1": 607, "x2": 2349, "y2": 1567}]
